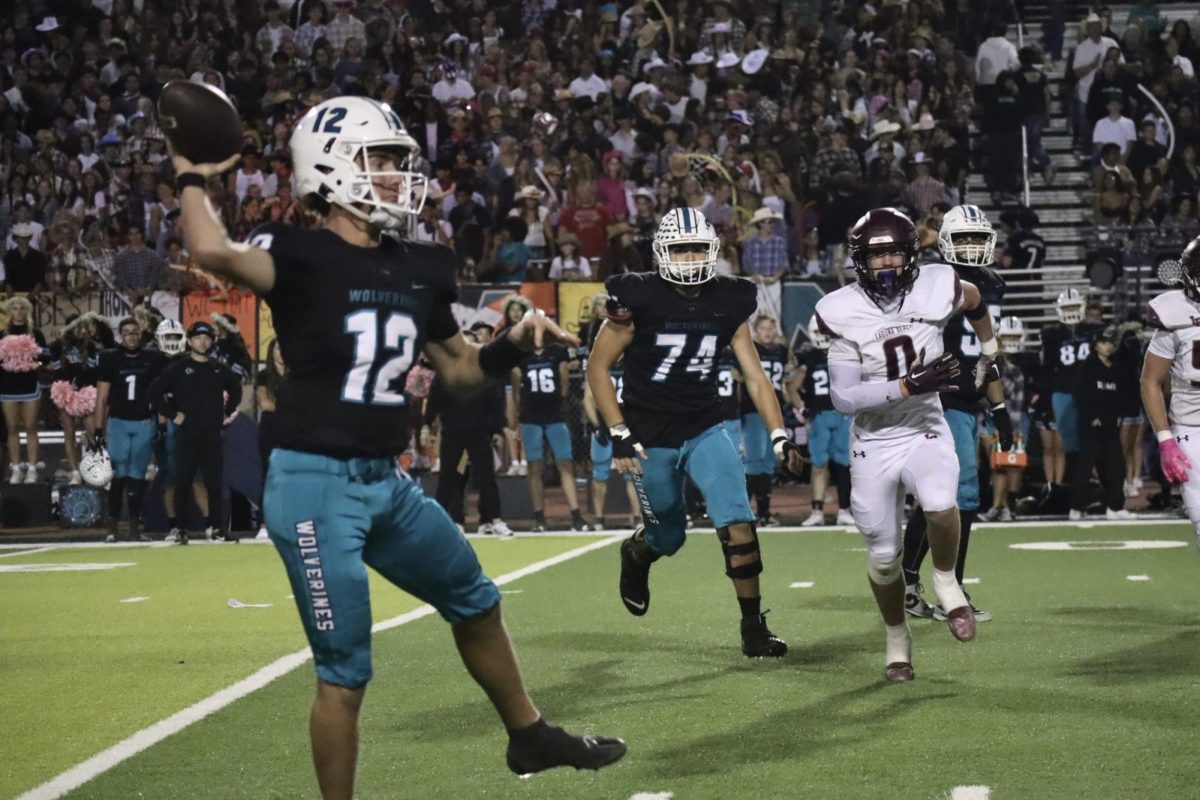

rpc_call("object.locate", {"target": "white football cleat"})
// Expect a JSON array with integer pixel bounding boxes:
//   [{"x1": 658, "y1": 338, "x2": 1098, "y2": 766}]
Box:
[
  {"x1": 836, "y1": 509, "x2": 855, "y2": 526},
  {"x1": 800, "y1": 509, "x2": 825, "y2": 527},
  {"x1": 491, "y1": 519, "x2": 515, "y2": 539},
  {"x1": 23, "y1": 463, "x2": 37, "y2": 484},
  {"x1": 255, "y1": 526, "x2": 269, "y2": 540},
  {"x1": 1068, "y1": 509, "x2": 1083, "y2": 521},
  {"x1": 1106, "y1": 508, "x2": 1133, "y2": 520}
]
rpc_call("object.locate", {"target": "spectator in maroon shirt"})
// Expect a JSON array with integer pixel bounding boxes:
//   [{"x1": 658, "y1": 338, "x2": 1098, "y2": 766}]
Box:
[{"x1": 558, "y1": 180, "x2": 614, "y2": 261}]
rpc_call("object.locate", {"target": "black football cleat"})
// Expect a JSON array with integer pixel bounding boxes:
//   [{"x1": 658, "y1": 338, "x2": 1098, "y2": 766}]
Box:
[
  {"x1": 619, "y1": 532, "x2": 653, "y2": 616},
  {"x1": 506, "y1": 719, "x2": 627, "y2": 776},
  {"x1": 741, "y1": 611, "x2": 788, "y2": 658}
]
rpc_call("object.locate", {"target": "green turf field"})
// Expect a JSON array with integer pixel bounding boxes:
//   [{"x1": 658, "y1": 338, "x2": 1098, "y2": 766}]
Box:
[{"x1": 4, "y1": 523, "x2": 1199, "y2": 800}]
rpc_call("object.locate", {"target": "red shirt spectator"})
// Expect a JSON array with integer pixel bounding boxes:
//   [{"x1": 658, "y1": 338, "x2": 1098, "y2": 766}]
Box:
[{"x1": 558, "y1": 181, "x2": 614, "y2": 260}]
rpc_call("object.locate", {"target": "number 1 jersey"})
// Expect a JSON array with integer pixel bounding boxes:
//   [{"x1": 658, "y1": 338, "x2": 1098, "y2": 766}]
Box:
[
  {"x1": 815, "y1": 263, "x2": 963, "y2": 441},
  {"x1": 605, "y1": 272, "x2": 757, "y2": 447},
  {"x1": 253, "y1": 223, "x2": 460, "y2": 458}
]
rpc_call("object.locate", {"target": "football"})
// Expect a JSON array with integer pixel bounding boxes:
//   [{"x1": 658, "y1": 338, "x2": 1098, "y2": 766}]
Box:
[{"x1": 157, "y1": 80, "x2": 245, "y2": 166}]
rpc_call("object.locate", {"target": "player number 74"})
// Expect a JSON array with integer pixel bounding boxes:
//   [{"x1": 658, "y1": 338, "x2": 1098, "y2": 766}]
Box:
[{"x1": 651, "y1": 333, "x2": 717, "y2": 382}]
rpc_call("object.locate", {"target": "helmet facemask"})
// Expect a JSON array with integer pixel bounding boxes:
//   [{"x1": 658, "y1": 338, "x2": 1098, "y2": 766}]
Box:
[
  {"x1": 943, "y1": 230, "x2": 996, "y2": 266},
  {"x1": 854, "y1": 242, "x2": 917, "y2": 304},
  {"x1": 655, "y1": 239, "x2": 720, "y2": 285},
  {"x1": 332, "y1": 142, "x2": 429, "y2": 230}
]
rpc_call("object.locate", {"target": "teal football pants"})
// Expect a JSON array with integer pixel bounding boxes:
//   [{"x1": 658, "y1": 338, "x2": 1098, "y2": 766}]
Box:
[{"x1": 265, "y1": 449, "x2": 501, "y2": 688}]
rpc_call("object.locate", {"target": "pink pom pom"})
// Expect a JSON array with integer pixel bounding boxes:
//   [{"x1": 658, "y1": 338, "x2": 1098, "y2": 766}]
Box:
[
  {"x1": 0, "y1": 334, "x2": 42, "y2": 373},
  {"x1": 69, "y1": 385, "x2": 97, "y2": 417},
  {"x1": 50, "y1": 380, "x2": 75, "y2": 410},
  {"x1": 405, "y1": 364, "x2": 435, "y2": 398}
]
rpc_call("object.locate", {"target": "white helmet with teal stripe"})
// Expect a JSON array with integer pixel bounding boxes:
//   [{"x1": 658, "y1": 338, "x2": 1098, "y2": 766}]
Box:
[
  {"x1": 652, "y1": 206, "x2": 721, "y2": 285},
  {"x1": 938, "y1": 204, "x2": 996, "y2": 267}
]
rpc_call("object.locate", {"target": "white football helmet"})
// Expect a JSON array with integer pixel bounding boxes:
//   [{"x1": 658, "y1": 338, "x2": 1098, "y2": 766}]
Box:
[
  {"x1": 807, "y1": 314, "x2": 830, "y2": 350},
  {"x1": 652, "y1": 207, "x2": 720, "y2": 285},
  {"x1": 291, "y1": 97, "x2": 428, "y2": 230},
  {"x1": 1055, "y1": 288, "x2": 1085, "y2": 325},
  {"x1": 997, "y1": 315, "x2": 1025, "y2": 351},
  {"x1": 80, "y1": 444, "x2": 113, "y2": 488},
  {"x1": 938, "y1": 204, "x2": 996, "y2": 267},
  {"x1": 155, "y1": 318, "x2": 186, "y2": 356}
]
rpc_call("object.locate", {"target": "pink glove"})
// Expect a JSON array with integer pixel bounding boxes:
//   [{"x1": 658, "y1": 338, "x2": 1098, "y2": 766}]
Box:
[{"x1": 1160, "y1": 438, "x2": 1193, "y2": 484}]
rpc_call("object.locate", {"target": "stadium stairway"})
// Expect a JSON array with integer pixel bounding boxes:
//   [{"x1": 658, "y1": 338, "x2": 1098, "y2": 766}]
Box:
[{"x1": 970, "y1": 2, "x2": 1194, "y2": 345}]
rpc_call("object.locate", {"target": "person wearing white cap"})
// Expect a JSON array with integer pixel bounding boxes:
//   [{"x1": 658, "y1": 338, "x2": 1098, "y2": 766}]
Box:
[
  {"x1": 1071, "y1": 12, "x2": 1122, "y2": 152},
  {"x1": 687, "y1": 51, "x2": 713, "y2": 104}
]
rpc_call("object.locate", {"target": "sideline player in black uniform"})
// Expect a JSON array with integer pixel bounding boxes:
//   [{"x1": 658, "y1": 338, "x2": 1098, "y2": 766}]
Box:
[
  {"x1": 740, "y1": 314, "x2": 790, "y2": 525},
  {"x1": 174, "y1": 96, "x2": 624, "y2": 799},
  {"x1": 587, "y1": 206, "x2": 803, "y2": 658},
  {"x1": 582, "y1": 358, "x2": 641, "y2": 530},
  {"x1": 512, "y1": 341, "x2": 588, "y2": 531},
  {"x1": 901, "y1": 205, "x2": 1013, "y2": 621},
  {"x1": 1040, "y1": 288, "x2": 1102, "y2": 503},
  {"x1": 95, "y1": 317, "x2": 167, "y2": 541},
  {"x1": 150, "y1": 321, "x2": 243, "y2": 543},
  {"x1": 789, "y1": 315, "x2": 853, "y2": 526}
]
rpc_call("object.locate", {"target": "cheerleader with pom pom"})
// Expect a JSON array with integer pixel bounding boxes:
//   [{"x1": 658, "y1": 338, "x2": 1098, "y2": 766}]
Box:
[
  {"x1": 49, "y1": 313, "x2": 106, "y2": 483},
  {"x1": 0, "y1": 296, "x2": 49, "y2": 484}
]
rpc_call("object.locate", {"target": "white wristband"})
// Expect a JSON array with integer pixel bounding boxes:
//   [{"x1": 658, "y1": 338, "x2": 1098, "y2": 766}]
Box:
[
  {"x1": 1157, "y1": 429, "x2": 1175, "y2": 444},
  {"x1": 770, "y1": 428, "x2": 788, "y2": 458},
  {"x1": 980, "y1": 338, "x2": 999, "y2": 356}
]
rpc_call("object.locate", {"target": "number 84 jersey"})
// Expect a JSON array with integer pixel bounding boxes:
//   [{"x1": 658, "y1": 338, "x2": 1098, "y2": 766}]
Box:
[{"x1": 814, "y1": 263, "x2": 964, "y2": 441}]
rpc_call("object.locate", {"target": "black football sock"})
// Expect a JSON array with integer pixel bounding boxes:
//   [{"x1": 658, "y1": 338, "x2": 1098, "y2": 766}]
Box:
[
  {"x1": 167, "y1": 516, "x2": 178, "y2": 529},
  {"x1": 737, "y1": 595, "x2": 762, "y2": 620},
  {"x1": 108, "y1": 477, "x2": 126, "y2": 520},
  {"x1": 126, "y1": 479, "x2": 147, "y2": 526},
  {"x1": 831, "y1": 462, "x2": 852, "y2": 508},
  {"x1": 956, "y1": 510, "x2": 976, "y2": 585},
  {"x1": 901, "y1": 509, "x2": 929, "y2": 586}
]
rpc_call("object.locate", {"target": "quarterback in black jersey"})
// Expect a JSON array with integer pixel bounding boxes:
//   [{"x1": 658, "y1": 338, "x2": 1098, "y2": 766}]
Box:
[
  {"x1": 175, "y1": 96, "x2": 624, "y2": 795},
  {"x1": 587, "y1": 206, "x2": 803, "y2": 658},
  {"x1": 95, "y1": 317, "x2": 167, "y2": 541}
]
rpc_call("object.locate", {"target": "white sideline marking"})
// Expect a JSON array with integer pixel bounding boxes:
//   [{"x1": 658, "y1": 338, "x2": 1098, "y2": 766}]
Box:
[
  {"x1": 789, "y1": 581, "x2": 815, "y2": 589},
  {"x1": 630, "y1": 793, "x2": 675, "y2": 800},
  {"x1": 119, "y1": 596, "x2": 149, "y2": 604},
  {"x1": 14, "y1": 535, "x2": 622, "y2": 800},
  {"x1": 501, "y1": 589, "x2": 524, "y2": 594},
  {"x1": 0, "y1": 546, "x2": 56, "y2": 559},
  {"x1": 1127, "y1": 574, "x2": 1151, "y2": 581},
  {"x1": 0, "y1": 562, "x2": 136, "y2": 573},
  {"x1": 227, "y1": 599, "x2": 273, "y2": 609},
  {"x1": 1010, "y1": 540, "x2": 1188, "y2": 551},
  {"x1": 949, "y1": 786, "x2": 991, "y2": 800},
  {"x1": 962, "y1": 577, "x2": 980, "y2": 585}
]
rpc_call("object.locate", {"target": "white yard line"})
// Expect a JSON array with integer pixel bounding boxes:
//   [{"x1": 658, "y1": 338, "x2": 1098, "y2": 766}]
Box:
[
  {"x1": 1127, "y1": 575, "x2": 1151, "y2": 581},
  {"x1": 0, "y1": 546, "x2": 57, "y2": 559},
  {"x1": 14, "y1": 534, "x2": 622, "y2": 800},
  {"x1": 789, "y1": 581, "x2": 815, "y2": 589},
  {"x1": 949, "y1": 786, "x2": 991, "y2": 800}
]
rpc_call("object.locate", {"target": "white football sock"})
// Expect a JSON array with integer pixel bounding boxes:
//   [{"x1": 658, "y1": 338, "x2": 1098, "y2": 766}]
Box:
[
  {"x1": 885, "y1": 622, "x2": 912, "y2": 665},
  {"x1": 931, "y1": 568, "x2": 968, "y2": 612}
]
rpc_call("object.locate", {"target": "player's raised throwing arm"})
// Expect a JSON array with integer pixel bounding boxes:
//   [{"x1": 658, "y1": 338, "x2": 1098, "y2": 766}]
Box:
[
  {"x1": 731, "y1": 323, "x2": 804, "y2": 474},
  {"x1": 173, "y1": 151, "x2": 278, "y2": 295}
]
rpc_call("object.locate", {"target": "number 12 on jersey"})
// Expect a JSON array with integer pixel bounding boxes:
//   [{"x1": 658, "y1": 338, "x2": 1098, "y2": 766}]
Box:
[
  {"x1": 652, "y1": 333, "x2": 717, "y2": 382},
  {"x1": 342, "y1": 309, "x2": 416, "y2": 405}
]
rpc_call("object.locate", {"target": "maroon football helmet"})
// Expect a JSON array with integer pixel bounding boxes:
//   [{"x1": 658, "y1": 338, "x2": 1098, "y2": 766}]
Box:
[
  {"x1": 1182, "y1": 235, "x2": 1200, "y2": 303},
  {"x1": 849, "y1": 207, "x2": 920, "y2": 304}
]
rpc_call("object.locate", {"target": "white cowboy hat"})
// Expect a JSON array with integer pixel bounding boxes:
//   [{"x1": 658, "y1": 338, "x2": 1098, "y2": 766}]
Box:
[
  {"x1": 872, "y1": 120, "x2": 902, "y2": 138},
  {"x1": 749, "y1": 207, "x2": 782, "y2": 225},
  {"x1": 741, "y1": 48, "x2": 768, "y2": 75},
  {"x1": 36, "y1": 16, "x2": 60, "y2": 33},
  {"x1": 716, "y1": 51, "x2": 741, "y2": 69},
  {"x1": 687, "y1": 50, "x2": 714, "y2": 66}
]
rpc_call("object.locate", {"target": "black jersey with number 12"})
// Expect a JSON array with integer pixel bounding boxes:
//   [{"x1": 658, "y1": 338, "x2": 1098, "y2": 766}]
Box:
[
  {"x1": 251, "y1": 223, "x2": 460, "y2": 458},
  {"x1": 605, "y1": 272, "x2": 757, "y2": 447}
]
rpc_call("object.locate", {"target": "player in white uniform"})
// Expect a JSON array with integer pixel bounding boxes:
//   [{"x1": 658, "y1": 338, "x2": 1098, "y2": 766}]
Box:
[
  {"x1": 813, "y1": 208, "x2": 1001, "y2": 682},
  {"x1": 1141, "y1": 235, "x2": 1200, "y2": 545}
]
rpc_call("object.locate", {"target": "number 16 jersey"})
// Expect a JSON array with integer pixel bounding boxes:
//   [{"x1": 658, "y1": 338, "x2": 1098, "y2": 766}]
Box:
[
  {"x1": 814, "y1": 263, "x2": 963, "y2": 441},
  {"x1": 605, "y1": 272, "x2": 757, "y2": 447}
]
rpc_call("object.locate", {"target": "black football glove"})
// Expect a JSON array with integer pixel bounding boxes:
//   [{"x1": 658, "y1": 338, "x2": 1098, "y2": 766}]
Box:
[
  {"x1": 594, "y1": 424, "x2": 611, "y2": 447},
  {"x1": 609, "y1": 424, "x2": 645, "y2": 460},
  {"x1": 92, "y1": 430, "x2": 106, "y2": 450},
  {"x1": 902, "y1": 349, "x2": 961, "y2": 397},
  {"x1": 772, "y1": 431, "x2": 806, "y2": 476},
  {"x1": 991, "y1": 403, "x2": 1014, "y2": 451}
]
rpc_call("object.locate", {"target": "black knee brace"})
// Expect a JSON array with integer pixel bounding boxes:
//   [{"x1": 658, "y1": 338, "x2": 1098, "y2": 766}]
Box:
[{"x1": 716, "y1": 525, "x2": 764, "y2": 580}]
